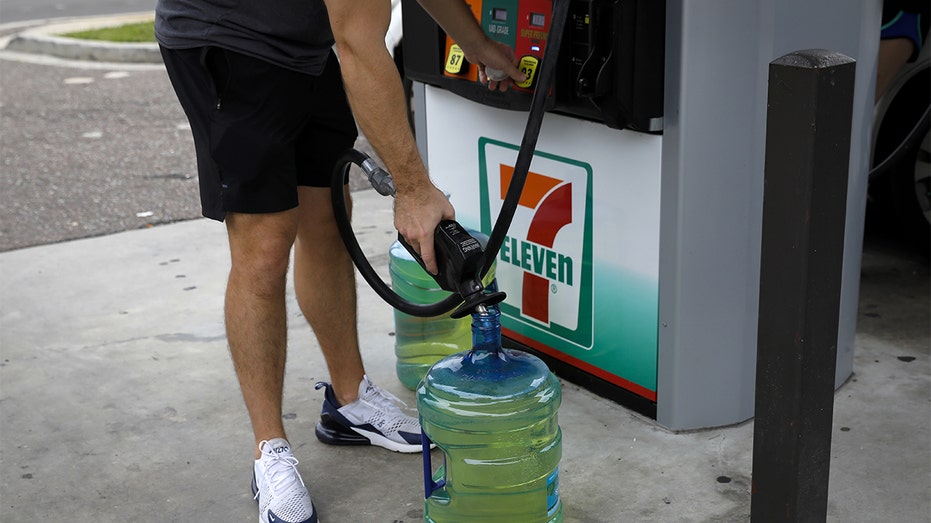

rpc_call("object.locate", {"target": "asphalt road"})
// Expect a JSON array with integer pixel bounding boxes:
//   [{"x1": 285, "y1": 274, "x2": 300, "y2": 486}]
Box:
[
  {"x1": 0, "y1": 0, "x2": 155, "y2": 24},
  {"x1": 0, "y1": 43, "x2": 380, "y2": 252},
  {"x1": 0, "y1": 54, "x2": 205, "y2": 251}
]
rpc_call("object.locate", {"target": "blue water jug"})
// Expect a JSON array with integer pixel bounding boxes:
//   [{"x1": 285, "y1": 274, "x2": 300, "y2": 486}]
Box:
[
  {"x1": 389, "y1": 231, "x2": 496, "y2": 390},
  {"x1": 417, "y1": 308, "x2": 563, "y2": 522}
]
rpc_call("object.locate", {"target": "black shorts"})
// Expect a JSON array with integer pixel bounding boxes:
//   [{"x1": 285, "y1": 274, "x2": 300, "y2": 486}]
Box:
[{"x1": 160, "y1": 46, "x2": 358, "y2": 221}]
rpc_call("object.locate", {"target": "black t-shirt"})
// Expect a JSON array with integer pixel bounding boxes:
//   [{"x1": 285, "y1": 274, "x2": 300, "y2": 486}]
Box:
[{"x1": 155, "y1": 0, "x2": 335, "y2": 75}]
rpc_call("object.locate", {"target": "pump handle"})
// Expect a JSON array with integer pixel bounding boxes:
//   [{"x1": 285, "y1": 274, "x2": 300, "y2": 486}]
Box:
[{"x1": 484, "y1": 67, "x2": 510, "y2": 81}]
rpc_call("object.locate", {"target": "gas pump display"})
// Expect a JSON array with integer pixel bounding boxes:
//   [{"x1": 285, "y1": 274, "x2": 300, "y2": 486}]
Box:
[
  {"x1": 443, "y1": 0, "x2": 552, "y2": 92},
  {"x1": 403, "y1": 0, "x2": 664, "y2": 131}
]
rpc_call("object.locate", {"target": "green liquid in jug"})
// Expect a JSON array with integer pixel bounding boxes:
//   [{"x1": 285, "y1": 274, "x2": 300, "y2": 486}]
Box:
[
  {"x1": 418, "y1": 310, "x2": 563, "y2": 522},
  {"x1": 389, "y1": 233, "x2": 495, "y2": 390}
]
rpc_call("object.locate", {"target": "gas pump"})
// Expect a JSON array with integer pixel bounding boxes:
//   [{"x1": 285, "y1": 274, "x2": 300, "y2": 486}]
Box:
[
  {"x1": 400, "y1": 0, "x2": 875, "y2": 430},
  {"x1": 402, "y1": 0, "x2": 666, "y2": 418},
  {"x1": 403, "y1": 0, "x2": 664, "y2": 131}
]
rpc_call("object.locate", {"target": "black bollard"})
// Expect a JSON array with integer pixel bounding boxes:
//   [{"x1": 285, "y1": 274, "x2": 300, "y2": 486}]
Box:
[{"x1": 751, "y1": 50, "x2": 856, "y2": 522}]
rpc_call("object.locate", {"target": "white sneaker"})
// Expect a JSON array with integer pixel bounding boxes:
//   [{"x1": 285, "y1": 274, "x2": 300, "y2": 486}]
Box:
[
  {"x1": 314, "y1": 375, "x2": 424, "y2": 453},
  {"x1": 251, "y1": 438, "x2": 317, "y2": 523}
]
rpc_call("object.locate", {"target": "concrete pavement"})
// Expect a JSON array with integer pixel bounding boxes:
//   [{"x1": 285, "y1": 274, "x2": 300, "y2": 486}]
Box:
[
  {"x1": 1, "y1": 13, "x2": 929, "y2": 523},
  {"x1": 1, "y1": 188, "x2": 929, "y2": 522}
]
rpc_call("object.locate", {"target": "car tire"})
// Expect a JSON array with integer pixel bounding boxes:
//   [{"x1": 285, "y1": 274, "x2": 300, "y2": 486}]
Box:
[{"x1": 870, "y1": 62, "x2": 930, "y2": 256}]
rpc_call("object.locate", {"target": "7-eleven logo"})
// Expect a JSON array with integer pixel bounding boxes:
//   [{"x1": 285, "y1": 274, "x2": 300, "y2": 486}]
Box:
[{"x1": 479, "y1": 138, "x2": 594, "y2": 349}]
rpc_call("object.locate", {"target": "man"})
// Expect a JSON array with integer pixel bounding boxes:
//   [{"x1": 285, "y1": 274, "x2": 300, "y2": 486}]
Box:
[
  {"x1": 154, "y1": 0, "x2": 524, "y2": 521},
  {"x1": 876, "y1": 0, "x2": 929, "y2": 101}
]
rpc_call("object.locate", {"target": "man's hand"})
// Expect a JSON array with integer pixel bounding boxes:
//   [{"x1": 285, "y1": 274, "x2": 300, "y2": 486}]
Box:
[
  {"x1": 469, "y1": 39, "x2": 526, "y2": 92},
  {"x1": 325, "y1": 0, "x2": 453, "y2": 272},
  {"x1": 325, "y1": 0, "x2": 515, "y2": 271},
  {"x1": 417, "y1": 0, "x2": 526, "y2": 91},
  {"x1": 394, "y1": 184, "x2": 455, "y2": 275}
]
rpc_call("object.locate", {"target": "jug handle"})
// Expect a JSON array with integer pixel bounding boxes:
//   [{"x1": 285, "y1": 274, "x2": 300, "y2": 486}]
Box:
[{"x1": 422, "y1": 430, "x2": 446, "y2": 498}]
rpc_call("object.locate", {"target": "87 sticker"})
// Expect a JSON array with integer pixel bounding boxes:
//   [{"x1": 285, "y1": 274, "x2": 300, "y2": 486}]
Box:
[{"x1": 445, "y1": 44, "x2": 467, "y2": 75}]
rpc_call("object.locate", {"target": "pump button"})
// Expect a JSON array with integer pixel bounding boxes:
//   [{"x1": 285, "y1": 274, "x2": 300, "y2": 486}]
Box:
[
  {"x1": 445, "y1": 44, "x2": 468, "y2": 75},
  {"x1": 516, "y1": 56, "x2": 540, "y2": 89}
]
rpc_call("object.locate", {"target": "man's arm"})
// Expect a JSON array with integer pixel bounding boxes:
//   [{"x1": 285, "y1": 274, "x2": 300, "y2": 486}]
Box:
[
  {"x1": 325, "y1": 0, "x2": 452, "y2": 274},
  {"x1": 324, "y1": 0, "x2": 523, "y2": 274},
  {"x1": 416, "y1": 0, "x2": 526, "y2": 89}
]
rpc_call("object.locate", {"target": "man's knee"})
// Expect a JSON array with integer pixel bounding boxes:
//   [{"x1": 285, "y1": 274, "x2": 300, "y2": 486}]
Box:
[
  {"x1": 227, "y1": 211, "x2": 298, "y2": 283},
  {"x1": 296, "y1": 186, "x2": 347, "y2": 245}
]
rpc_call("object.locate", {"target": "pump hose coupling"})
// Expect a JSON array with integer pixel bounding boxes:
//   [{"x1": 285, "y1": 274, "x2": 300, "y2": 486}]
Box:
[{"x1": 359, "y1": 157, "x2": 396, "y2": 196}]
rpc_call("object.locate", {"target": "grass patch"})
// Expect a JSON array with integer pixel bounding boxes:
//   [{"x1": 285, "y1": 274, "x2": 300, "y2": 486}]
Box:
[{"x1": 62, "y1": 21, "x2": 155, "y2": 43}]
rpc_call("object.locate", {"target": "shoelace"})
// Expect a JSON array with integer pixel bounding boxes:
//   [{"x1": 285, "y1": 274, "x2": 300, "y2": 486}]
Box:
[
  {"x1": 361, "y1": 382, "x2": 410, "y2": 415},
  {"x1": 255, "y1": 441, "x2": 305, "y2": 501}
]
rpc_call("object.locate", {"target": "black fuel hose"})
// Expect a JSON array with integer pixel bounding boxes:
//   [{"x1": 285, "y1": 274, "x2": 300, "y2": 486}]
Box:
[
  {"x1": 480, "y1": 0, "x2": 569, "y2": 277},
  {"x1": 331, "y1": 0, "x2": 571, "y2": 317}
]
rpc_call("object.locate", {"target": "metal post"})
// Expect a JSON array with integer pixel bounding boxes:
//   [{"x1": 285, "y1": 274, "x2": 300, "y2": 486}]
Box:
[{"x1": 751, "y1": 50, "x2": 856, "y2": 522}]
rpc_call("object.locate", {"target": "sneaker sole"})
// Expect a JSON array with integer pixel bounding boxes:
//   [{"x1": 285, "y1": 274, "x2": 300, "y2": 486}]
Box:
[{"x1": 315, "y1": 417, "x2": 423, "y2": 454}]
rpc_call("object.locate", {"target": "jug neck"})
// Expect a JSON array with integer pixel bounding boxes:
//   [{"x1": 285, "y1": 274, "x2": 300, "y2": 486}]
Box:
[{"x1": 470, "y1": 308, "x2": 502, "y2": 355}]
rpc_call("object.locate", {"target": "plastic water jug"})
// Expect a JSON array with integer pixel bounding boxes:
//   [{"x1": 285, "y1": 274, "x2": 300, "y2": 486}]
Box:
[
  {"x1": 389, "y1": 231, "x2": 496, "y2": 390},
  {"x1": 417, "y1": 308, "x2": 563, "y2": 522}
]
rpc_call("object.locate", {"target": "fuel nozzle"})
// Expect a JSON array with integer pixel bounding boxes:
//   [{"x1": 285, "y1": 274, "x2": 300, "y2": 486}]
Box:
[{"x1": 398, "y1": 220, "x2": 506, "y2": 319}]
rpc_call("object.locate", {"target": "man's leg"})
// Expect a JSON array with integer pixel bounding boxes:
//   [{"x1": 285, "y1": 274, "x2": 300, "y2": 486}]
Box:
[
  {"x1": 293, "y1": 185, "x2": 365, "y2": 406},
  {"x1": 295, "y1": 185, "x2": 427, "y2": 453},
  {"x1": 224, "y1": 210, "x2": 299, "y2": 458}
]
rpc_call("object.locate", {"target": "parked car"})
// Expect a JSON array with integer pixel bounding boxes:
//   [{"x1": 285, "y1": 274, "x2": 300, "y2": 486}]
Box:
[{"x1": 869, "y1": 32, "x2": 930, "y2": 256}]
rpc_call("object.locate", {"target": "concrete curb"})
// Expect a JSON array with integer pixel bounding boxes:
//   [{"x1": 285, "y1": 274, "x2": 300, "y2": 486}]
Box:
[{"x1": 2, "y1": 12, "x2": 160, "y2": 64}]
